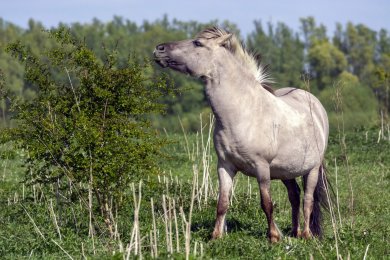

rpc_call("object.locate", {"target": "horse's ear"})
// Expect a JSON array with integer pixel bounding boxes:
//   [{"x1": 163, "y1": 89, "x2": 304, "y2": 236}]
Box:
[{"x1": 217, "y1": 33, "x2": 233, "y2": 47}]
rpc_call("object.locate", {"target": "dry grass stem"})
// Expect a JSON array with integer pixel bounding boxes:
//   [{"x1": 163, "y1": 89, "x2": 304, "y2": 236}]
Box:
[
  {"x1": 51, "y1": 239, "x2": 74, "y2": 260},
  {"x1": 49, "y1": 199, "x2": 62, "y2": 240}
]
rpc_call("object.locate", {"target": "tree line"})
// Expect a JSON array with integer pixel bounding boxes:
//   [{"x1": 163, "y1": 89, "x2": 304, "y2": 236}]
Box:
[{"x1": 0, "y1": 15, "x2": 389, "y2": 131}]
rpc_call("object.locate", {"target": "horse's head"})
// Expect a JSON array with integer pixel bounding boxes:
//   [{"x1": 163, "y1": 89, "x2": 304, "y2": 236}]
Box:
[{"x1": 154, "y1": 28, "x2": 233, "y2": 79}]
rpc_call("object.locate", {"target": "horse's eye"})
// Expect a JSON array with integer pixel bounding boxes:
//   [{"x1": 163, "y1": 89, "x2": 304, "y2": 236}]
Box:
[{"x1": 193, "y1": 40, "x2": 203, "y2": 47}]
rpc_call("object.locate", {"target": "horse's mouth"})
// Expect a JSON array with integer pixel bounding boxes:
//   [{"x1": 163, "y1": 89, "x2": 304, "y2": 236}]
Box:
[
  {"x1": 154, "y1": 56, "x2": 168, "y2": 67},
  {"x1": 166, "y1": 60, "x2": 183, "y2": 68},
  {"x1": 154, "y1": 51, "x2": 191, "y2": 74},
  {"x1": 154, "y1": 57, "x2": 181, "y2": 68},
  {"x1": 154, "y1": 57, "x2": 187, "y2": 72},
  {"x1": 153, "y1": 59, "x2": 165, "y2": 68}
]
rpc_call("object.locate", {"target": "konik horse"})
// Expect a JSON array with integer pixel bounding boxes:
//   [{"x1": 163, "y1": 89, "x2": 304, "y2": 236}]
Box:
[{"x1": 154, "y1": 27, "x2": 329, "y2": 242}]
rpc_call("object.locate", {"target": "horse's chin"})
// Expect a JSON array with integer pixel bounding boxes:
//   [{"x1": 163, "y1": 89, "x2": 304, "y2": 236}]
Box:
[{"x1": 169, "y1": 64, "x2": 192, "y2": 75}]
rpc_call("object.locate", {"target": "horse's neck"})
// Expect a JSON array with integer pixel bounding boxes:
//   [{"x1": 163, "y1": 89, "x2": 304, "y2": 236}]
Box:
[{"x1": 204, "y1": 62, "x2": 273, "y2": 127}]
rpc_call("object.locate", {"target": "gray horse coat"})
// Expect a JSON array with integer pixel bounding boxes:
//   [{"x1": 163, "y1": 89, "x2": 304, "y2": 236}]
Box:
[{"x1": 154, "y1": 27, "x2": 329, "y2": 242}]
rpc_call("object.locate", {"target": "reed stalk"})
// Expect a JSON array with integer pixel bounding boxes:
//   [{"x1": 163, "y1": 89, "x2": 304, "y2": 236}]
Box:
[
  {"x1": 150, "y1": 198, "x2": 158, "y2": 257},
  {"x1": 49, "y1": 199, "x2": 62, "y2": 240},
  {"x1": 127, "y1": 181, "x2": 142, "y2": 259},
  {"x1": 51, "y1": 239, "x2": 74, "y2": 260}
]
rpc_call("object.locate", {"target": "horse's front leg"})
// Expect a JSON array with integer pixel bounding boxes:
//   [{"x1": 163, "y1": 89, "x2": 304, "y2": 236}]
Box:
[
  {"x1": 211, "y1": 162, "x2": 236, "y2": 239},
  {"x1": 256, "y1": 163, "x2": 281, "y2": 243}
]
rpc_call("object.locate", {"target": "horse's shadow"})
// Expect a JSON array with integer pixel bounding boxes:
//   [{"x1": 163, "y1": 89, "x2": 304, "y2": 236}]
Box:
[{"x1": 191, "y1": 218, "x2": 292, "y2": 240}]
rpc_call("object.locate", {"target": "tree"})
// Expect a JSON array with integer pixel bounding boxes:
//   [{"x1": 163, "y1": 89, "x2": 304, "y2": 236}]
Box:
[
  {"x1": 2, "y1": 27, "x2": 171, "y2": 236},
  {"x1": 335, "y1": 23, "x2": 377, "y2": 84},
  {"x1": 0, "y1": 19, "x2": 25, "y2": 124},
  {"x1": 300, "y1": 17, "x2": 328, "y2": 49},
  {"x1": 308, "y1": 41, "x2": 348, "y2": 90},
  {"x1": 247, "y1": 21, "x2": 304, "y2": 88},
  {"x1": 375, "y1": 29, "x2": 390, "y2": 114}
]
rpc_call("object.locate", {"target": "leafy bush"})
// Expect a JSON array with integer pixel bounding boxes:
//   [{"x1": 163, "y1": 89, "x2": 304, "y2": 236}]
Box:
[{"x1": 1, "y1": 27, "x2": 171, "y2": 235}]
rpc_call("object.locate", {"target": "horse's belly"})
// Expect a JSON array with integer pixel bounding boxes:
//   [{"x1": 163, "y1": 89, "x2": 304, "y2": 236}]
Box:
[
  {"x1": 214, "y1": 124, "x2": 325, "y2": 180},
  {"x1": 269, "y1": 165, "x2": 307, "y2": 180},
  {"x1": 269, "y1": 153, "x2": 320, "y2": 180}
]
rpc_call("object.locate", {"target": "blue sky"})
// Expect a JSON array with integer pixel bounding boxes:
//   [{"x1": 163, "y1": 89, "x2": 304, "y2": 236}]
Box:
[{"x1": 1, "y1": 0, "x2": 389, "y2": 36}]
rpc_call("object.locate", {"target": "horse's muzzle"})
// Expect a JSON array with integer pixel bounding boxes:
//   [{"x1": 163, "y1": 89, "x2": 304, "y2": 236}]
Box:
[{"x1": 154, "y1": 44, "x2": 169, "y2": 68}]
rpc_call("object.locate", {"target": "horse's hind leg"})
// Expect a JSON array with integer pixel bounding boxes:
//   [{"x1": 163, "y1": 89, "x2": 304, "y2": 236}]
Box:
[
  {"x1": 302, "y1": 166, "x2": 320, "y2": 239},
  {"x1": 282, "y1": 179, "x2": 301, "y2": 237},
  {"x1": 212, "y1": 162, "x2": 236, "y2": 239}
]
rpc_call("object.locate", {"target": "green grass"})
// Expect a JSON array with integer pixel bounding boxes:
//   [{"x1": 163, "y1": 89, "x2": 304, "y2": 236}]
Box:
[{"x1": 0, "y1": 127, "x2": 389, "y2": 259}]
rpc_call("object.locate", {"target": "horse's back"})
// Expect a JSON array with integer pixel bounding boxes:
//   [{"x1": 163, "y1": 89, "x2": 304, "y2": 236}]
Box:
[
  {"x1": 275, "y1": 87, "x2": 321, "y2": 108},
  {"x1": 275, "y1": 87, "x2": 328, "y2": 134}
]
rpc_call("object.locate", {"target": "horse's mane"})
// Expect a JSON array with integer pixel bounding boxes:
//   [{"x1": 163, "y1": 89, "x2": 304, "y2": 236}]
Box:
[{"x1": 197, "y1": 27, "x2": 274, "y2": 94}]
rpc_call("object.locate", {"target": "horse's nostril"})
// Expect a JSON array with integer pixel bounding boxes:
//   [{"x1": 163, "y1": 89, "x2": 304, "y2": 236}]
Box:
[{"x1": 156, "y1": 44, "x2": 165, "y2": 51}]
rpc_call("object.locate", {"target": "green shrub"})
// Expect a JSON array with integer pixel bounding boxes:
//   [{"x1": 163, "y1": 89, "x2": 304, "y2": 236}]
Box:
[{"x1": 1, "y1": 27, "x2": 171, "y2": 236}]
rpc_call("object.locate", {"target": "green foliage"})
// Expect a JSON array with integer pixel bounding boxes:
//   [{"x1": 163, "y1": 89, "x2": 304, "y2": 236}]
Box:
[
  {"x1": 247, "y1": 21, "x2": 304, "y2": 88},
  {"x1": 374, "y1": 65, "x2": 390, "y2": 115},
  {"x1": 0, "y1": 16, "x2": 389, "y2": 131},
  {"x1": 341, "y1": 23, "x2": 377, "y2": 83},
  {"x1": 300, "y1": 16, "x2": 328, "y2": 46},
  {"x1": 319, "y1": 71, "x2": 379, "y2": 130},
  {"x1": 308, "y1": 41, "x2": 348, "y2": 89},
  {"x1": 2, "y1": 27, "x2": 171, "y2": 233}
]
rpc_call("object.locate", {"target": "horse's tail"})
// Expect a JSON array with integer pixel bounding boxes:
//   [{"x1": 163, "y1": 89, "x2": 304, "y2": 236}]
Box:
[{"x1": 310, "y1": 163, "x2": 332, "y2": 237}]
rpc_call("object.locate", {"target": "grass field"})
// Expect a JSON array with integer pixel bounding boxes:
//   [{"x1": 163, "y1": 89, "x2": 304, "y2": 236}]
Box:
[{"x1": 0, "y1": 122, "x2": 389, "y2": 259}]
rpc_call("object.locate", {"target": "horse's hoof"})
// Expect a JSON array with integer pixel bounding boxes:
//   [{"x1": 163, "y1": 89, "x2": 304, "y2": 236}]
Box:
[
  {"x1": 292, "y1": 229, "x2": 302, "y2": 238},
  {"x1": 211, "y1": 231, "x2": 222, "y2": 240},
  {"x1": 302, "y1": 230, "x2": 312, "y2": 239},
  {"x1": 269, "y1": 230, "x2": 281, "y2": 243},
  {"x1": 270, "y1": 236, "x2": 280, "y2": 243}
]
